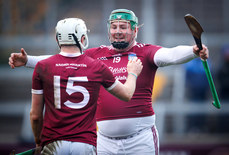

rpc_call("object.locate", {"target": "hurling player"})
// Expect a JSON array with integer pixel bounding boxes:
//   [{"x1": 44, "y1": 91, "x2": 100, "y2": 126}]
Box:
[{"x1": 30, "y1": 18, "x2": 142, "y2": 155}]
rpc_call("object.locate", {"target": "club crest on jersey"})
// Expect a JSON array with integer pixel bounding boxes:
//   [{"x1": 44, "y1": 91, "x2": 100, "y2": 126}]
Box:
[{"x1": 128, "y1": 53, "x2": 137, "y2": 60}]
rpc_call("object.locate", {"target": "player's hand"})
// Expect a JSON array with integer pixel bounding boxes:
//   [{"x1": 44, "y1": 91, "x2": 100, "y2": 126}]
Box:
[
  {"x1": 8, "y1": 48, "x2": 28, "y2": 69},
  {"x1": 127, "y1": 57, "x2": 143, "y2": 77},
  {"x1": 193, "y1": 44, "x2": 209, "y2": 60},
  {"x1": 34, "y1": 146, "x2": 42, "y2": 155}
]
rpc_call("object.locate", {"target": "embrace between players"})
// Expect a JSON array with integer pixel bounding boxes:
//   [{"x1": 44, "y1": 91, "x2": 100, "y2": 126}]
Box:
[{"x1": 9, "y1": 9, "x2": 209, "y2": 155}]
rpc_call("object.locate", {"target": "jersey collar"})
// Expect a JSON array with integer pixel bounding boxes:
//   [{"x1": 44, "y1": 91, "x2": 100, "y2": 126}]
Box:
[{"x1": 59, "y1": 51, "x2": 82, "y2": 57}]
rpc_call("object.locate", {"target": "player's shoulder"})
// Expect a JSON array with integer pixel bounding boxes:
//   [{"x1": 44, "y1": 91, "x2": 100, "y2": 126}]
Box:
[
  {"x1": 135, "y1": 43, "x2": 162, "y2": 49},
  {"x1": 84, "y1": 45, "x2": 111, "y2": 59},
  {"x1": 84, "y1": 53, "x2": 103, "y2": 64},
  {"x1": 36, "y1": 54, "x2": 58, "y2": 68},
  {"x1": 99, "y1": 45, "x2": 112, "y2": 49},
  {"x1": 134, "y1": 43, "x2": 162, "y2": 55},
  {"x1": 85, "y1": 45, "x2": 110, "y2": 53}
]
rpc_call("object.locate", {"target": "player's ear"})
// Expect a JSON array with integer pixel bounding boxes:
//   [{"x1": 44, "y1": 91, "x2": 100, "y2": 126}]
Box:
[
  {"x1": 134, "y1": 27, "x2": 138, "y2": 33},
  {"x1": 81, "y1": 35, "x2": 86, "y2": 45},
  {"x1": 134, "y1": 27, "x2": 138, "y2": 39}
]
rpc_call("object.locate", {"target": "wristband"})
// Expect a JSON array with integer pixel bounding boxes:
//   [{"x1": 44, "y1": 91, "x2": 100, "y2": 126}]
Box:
[{"x1": 128, "y1": 73, "x2": 138, "y2": 79}]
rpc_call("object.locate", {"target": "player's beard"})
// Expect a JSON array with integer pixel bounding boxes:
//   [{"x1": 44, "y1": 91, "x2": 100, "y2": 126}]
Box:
[
  {"x1": 112, "y1": 41, "x2": 129, "y2": 49},
  {"x1": 110, "y1": 32, "x2": 134, "y2": 50}
]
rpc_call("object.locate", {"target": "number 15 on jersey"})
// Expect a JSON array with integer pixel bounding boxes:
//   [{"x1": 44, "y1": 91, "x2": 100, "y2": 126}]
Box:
[{"x1": 53, "y1": 76, "x2": 90, "y2": 109}]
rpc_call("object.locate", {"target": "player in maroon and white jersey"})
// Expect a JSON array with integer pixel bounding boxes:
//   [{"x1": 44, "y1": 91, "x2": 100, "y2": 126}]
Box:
[
  {"x1": 29, "y1": 18, "x2": 142, "y2": 155},
  {"x1": 9, "y1": 9, "x2": 208, "y2": 155}
]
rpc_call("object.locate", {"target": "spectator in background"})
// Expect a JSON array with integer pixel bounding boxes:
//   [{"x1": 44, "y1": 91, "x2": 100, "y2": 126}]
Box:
[
  {"x1": 184, "y1": 58, "x2": 210, "y2": 133},
  {"x1": 217, "y1": 44, "x2": 229, "y2": 101},
  {"x1": 184, "y1": 58, "x2": 209, "y2": 101}
]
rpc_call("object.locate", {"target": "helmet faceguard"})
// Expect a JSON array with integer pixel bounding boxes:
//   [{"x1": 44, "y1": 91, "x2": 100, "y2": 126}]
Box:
[
  {"x1": 55, "y1": 18, "x2": 89, "y2": 52},
  {"x1": 107, "y1": 9, "x2": 138, "y2": 50}
]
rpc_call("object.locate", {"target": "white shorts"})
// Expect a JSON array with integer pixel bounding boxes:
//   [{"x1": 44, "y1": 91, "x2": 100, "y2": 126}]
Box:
[
  {"x1": 97, "y1": 126, "x2": 159, "y2": 155},
  {"x1": 41, "y1": 140, "x2": 96, "y2": 155}
]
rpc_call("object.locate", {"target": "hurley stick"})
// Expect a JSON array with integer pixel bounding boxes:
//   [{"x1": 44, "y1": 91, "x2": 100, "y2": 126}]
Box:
[{"x1": 184, "y1": 14, "x2": 221, "y2": 109}]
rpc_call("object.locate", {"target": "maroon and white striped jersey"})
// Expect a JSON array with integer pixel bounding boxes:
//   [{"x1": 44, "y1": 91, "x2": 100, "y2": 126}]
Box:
[
  {"x1": 84, "y1": 43, "x2": 162, "y2": 121},
  {"x1": 32, "y1": 53, "x2": 117, "y2": 147}
]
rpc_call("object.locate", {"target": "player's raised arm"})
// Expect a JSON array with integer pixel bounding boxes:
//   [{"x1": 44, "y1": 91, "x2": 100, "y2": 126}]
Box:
[
  {"x1": 8, "y1": 48, "x2": 52, "y2": 69},
  {"x1": 109, "y1": 57, "x2": 143, "y2": 101},
  {"x1": 154, "y1": 45, "x2": 209, "y2": 67}
]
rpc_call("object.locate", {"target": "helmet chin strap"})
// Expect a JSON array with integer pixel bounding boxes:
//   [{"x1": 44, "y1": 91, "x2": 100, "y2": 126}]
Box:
[{"x1": 71, "y1": 34, "x2": 83, "y2": 54}]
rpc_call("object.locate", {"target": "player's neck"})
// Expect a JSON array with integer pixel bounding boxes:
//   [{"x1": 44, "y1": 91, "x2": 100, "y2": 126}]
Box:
[{"x1": 60, "y1": 46, "x2": 81, "y2": 54}]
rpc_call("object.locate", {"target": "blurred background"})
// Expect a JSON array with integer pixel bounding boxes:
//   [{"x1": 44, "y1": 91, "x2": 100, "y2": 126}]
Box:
[{"x1": 0, "y1": 0, "x2": 229, "y2": 154}]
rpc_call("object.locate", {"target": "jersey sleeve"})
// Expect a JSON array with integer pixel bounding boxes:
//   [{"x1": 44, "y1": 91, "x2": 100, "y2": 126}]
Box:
[
  {"x1": 154, "y1": 46, "x2": 197, "y2": 67},
  {"x1": 26, "y1": 55, "x2": 52, "y2": 68},
  {"x1": 99, "y1": 61, "x2": 117, "y2": 89},
  {"x1": 31, "y1": 63, "x2": 43, "y2": 94},
  {"x1": 147, "y1": 45, "x2": 162, "y2": 66}
]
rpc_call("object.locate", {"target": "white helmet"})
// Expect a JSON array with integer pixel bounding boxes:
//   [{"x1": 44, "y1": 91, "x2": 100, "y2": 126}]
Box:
[{"x1": 55, "y1": 18, "x2": 89, "y2": 51}]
